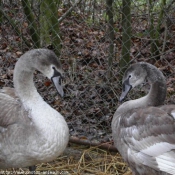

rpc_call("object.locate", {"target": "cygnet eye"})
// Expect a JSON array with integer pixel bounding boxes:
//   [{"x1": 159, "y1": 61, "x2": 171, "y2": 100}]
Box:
[
  {"x1": 52, "y1": 66, "x2": 55, "y2": 70},
  {"x1": 128, "y1": 74, "x2": 132, "y2": 78}
]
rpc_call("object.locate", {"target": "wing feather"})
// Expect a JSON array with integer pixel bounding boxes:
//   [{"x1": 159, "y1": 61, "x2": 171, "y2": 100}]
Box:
[
  {"x1": 0, "y1": 89, "x2": 29, "y2": 128},
  {"x1": 115, "y1": 106, "x2": 175, "y2": 174}
]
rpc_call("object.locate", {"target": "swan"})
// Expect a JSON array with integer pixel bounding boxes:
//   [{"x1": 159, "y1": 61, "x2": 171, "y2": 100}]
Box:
[
  {"x1": 0, "y1": 49, "x2": 69, "y2": 170},
  {"x1": 112, "y1": 62, "x2": 175, "y2": 175}
]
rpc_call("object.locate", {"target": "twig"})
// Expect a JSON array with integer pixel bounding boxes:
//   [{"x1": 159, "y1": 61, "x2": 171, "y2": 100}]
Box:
[
  {"x1": 166, "y1": 0, "x2": 175, "y2": 11},
  {"x1": 161, "y1": 24, "x2": 167, "y2": 60},
  {"x1": 69, "y1": 136, "x2": 118, "y2": 152},
  {"x1": 58, "y1": 0, "x2": 83, "y2": 23}
]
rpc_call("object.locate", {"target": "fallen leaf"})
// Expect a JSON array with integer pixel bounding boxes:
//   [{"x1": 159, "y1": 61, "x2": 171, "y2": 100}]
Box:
[{"x1": 44, "y1": 80, "x2": 51, "y2": 87}]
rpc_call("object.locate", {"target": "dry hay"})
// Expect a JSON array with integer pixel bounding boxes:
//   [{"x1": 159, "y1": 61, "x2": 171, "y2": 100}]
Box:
[{"x1": 1, "y1": 144, "x2": 132, "y2": 175}]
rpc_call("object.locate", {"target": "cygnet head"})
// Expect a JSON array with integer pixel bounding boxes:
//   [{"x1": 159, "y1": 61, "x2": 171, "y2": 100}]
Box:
[
  {"x1": 32, "y1": 49, "x2": 64, "y2": 97},
  {"x1": 119, "y1": 62, "x2": 161, "y2": 101},
  {"x1": 14, "y1": 49, "x2": 64, "y2": 97},
  {"x1": 120, "y1": 63, "x2": 147, "y2": 102}
]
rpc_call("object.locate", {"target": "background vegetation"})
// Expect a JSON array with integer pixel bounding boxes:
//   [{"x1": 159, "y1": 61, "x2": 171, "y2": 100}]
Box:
[{"x1": 1, "y1": 0, "x2": 175, "y2": 174}]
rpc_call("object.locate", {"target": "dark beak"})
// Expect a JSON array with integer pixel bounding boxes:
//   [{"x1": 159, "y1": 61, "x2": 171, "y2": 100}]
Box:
[
  {"x1": 51, "y1": 69, "x2": 64, "y2": 97},
  {"x1": 119, "y1": 78, "x2": 132, "y2": 102}
]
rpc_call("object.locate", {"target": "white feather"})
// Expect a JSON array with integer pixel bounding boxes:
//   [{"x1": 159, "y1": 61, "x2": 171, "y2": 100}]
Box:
[
  {"x1": 141, "y1": 142, "x2": 175, "y2": 157},
  {"x1": 156, "y1": 152, "x2": 175, "y2": 175},
  {"x1": 171, "y1": 111, "x2": 175, "y2": 119}
]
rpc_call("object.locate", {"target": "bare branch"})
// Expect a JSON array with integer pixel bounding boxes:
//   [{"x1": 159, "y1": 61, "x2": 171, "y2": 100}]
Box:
[
  {"x1": 58, "y1": 0, "x2": 82, "y2": 23},
  {"x1": 69, "y1": 136, "x2": 118, "y2": 152}
]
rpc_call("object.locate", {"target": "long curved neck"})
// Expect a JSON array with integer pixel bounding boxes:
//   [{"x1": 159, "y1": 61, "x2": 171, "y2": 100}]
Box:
[
  {"x1": 117, "y1": 66, "x2": 167, "y2": 115},
  {"x1": 147, "y1": 81, "x2": 166, "y2": 106},
  {"x1": 13, "y1": 58, "x2": 42, "y2": 105}
]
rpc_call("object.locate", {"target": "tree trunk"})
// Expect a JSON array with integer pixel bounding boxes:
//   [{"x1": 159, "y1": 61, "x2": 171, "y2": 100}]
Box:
[
  {"x1": 40, "y1": 0, "x2": 61, "y2": 56},
  {"x1": 0, "y1": 0, "x2": 2, "y2": 25},
  {"x1": 148, "y1": 0, "x2": 166, "y2": 60},
  {"x1": 21, "y1": 0, "x2": 40, "y2": 48},
  {"x1": 154, "y1": 0, "x2": 166, "y2": 59},
  {"x1": 106, "y1": 0, "x2": 114, "y2": 79},
  {"x1": 119, "y1": 0, "x2": 131, "y2": 75}
]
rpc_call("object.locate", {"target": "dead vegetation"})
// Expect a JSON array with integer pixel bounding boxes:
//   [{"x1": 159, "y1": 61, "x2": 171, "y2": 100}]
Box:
[
  {"x1": 1, "y1": 1, "x2": 175, "y2": 175},
  {"x1": 4, "y1": 144, "x2": 131, "y2": 175}
]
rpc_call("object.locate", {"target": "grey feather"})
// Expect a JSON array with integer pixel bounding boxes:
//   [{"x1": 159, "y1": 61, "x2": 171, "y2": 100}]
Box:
[
  {"x1": 112, "y1": 62, "x2": 175, "y2": 175},
  {"x1": 0, "y1": 49, "x2": 69, "y2": 169}
]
